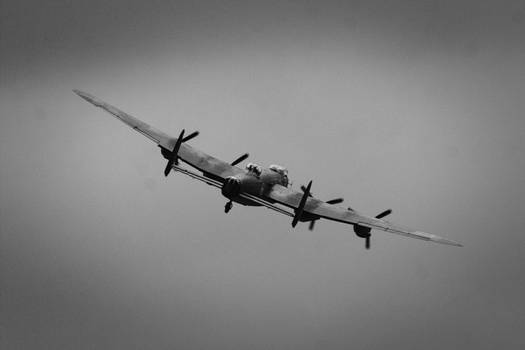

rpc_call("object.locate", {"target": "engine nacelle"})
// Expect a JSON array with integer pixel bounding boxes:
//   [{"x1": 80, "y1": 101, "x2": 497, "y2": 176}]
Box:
[
  {"x1": 354, "y1": 224, "x2": 371, "y2": 239},
  {"x1": 221, "y1": 177, "x2": 242, "y2": 199}
]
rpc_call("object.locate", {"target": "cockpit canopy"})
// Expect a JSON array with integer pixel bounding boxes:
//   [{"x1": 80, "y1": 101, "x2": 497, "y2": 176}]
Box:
[
  {"x1": 245, "y1": 163, "x2": 290, "y2": 186},
  {"x1": 269, "y1": 164, "x2": 289, "y2": 187},
  {"x1": 245, "y1": 163, "x2": 262, "y2": 177},
  {"x1": 269, "y1": 164, "x2": 288, "y2": 176}
]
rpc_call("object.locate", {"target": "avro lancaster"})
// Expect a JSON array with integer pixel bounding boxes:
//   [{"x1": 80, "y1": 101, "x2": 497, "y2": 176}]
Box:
[{"x1": 74, "y1": 90, "x2": 462, "y2": 249}]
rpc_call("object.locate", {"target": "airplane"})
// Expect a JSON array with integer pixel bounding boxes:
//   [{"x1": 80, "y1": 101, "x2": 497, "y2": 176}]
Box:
[{"x1": 74, "y1": 90, "x2": 462, "y2": 249}]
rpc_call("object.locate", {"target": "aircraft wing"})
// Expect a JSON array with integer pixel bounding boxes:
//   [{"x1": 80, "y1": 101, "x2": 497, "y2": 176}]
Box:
[
  {"x1": 74, "y1": 90, "x2": 244, "y2": 180},
  {"x1": 264, "y1": 184, "x2": 462, "y2": 246}
]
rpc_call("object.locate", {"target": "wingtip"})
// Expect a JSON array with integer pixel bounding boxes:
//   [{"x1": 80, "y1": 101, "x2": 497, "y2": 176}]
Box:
[
  {"x1": 72, "y1": 89, "x2": 87, "y2": 97},
  {"x1": 73, "y1": 89, "x2": 102, "y2": 106},
  {"x1": 434, "y1": 237, "x2": 463, "y2": 247},
  {"x1": 416, "y1": 232, "x2": 463, "y2": 247},
  {"x1": 73, "y1": 89, "x2": 87, "y2": 99}
]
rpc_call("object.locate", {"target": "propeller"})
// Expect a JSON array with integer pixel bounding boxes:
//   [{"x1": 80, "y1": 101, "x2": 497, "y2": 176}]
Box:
[
  {"x1": 375, "y1": 209, "x2": 392, "y2": 219},
  {"x1": 292, "y1": 180, "x2": 312, "y2": 227},
  {"x1": 300, "y1": 185, "x2": 312, "y2": 196},
  {"x1": 326, "y1": 198, "x2": 344, "y2": 205},
  {"x1": 181, "y1": 131, "x2": 199, "y2": 143},
  {"x1": 300, "y1": 185, "x2": 343, "y2": 230},
  {"x1": 356, "y1": 209, "x2": 393, "y2": 250},
  {"x1": 231, "y1": 153, "x2": 249, "y2": 166},
  {"x1": 164, "y1": 129, "x2": 199, "y2": 176},
  {"x1": 300, "y1": 185, "x2": 343, "y2": 204}
]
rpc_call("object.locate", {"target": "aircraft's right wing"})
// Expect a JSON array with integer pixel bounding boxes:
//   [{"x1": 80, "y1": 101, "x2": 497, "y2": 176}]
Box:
[
  {"x1": 74, "y1": 90, "x2": 173, "y2": 146},
  {"x1": 74, "y1": 90, "x2": 245, "y2": 180}
]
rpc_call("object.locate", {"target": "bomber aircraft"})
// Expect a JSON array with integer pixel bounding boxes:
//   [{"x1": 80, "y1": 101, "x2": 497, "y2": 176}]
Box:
[{"x1": 74, "y1": 90, "x2": 462, "y2": 249}]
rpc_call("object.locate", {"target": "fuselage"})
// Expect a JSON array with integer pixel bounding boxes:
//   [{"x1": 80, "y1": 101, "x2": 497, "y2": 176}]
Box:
[{"x1": 221, "y1": 164, "x2": 289, "y2": 206}]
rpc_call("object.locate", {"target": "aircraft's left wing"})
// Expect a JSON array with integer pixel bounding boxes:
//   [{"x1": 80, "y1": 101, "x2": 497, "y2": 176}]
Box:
[
  {"x1": 74, "y1": 90, "x2": 244, "y2": 180},
  {"x1": 264, "y1": 184, "x2": 462, "y2": 246}
]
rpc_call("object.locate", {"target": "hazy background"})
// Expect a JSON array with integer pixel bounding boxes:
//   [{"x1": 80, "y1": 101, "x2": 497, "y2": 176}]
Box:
[{"x1": 1, "y1": 1, "x2": 525, "y2": 349}]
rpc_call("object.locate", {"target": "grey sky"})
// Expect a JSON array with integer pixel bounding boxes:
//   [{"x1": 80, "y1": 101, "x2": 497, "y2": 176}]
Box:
[{"x1": 1, "y1": 1, "x2": 525, "y2": 349}]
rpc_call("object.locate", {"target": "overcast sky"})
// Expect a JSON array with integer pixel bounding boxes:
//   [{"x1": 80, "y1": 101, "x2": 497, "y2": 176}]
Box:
[{"x1": 1, "y1": 1, "x2": 525, "y2": 349}]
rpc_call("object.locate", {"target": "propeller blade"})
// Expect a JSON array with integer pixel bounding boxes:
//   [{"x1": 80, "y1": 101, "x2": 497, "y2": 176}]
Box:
[
  {"x1": 309, "y1": 220, "x2": 316, "y2": 231},
  {"x1": 164, "y1": 159, "x2": 173, "y2": 176},
  {"x1": 163, "y1": 161, "x2": 173, "y2": 177},
  {"x1": 164, "y1": 129, "x2": 185, "y2": 176},
  {"x1": 292, "y1": 180, "x2": 312, "y2": 227},
  {"x1": 181, "y1": 130, "x2": 199, "y2": 143},
  {"x1": 231, "y1": 153, "x2": 249, "y2": 166},
  {"x1": 300, "y1": 186, "x2": 341, "y2": 204},
  {"x1": 326, "y1": 198, "x2": 344, "y2": 205},
  {"x1": 375, "y1": 209, "x2": 392, "y2": 219},
  {"x1": 365, "y1": 236, "x2": 371, "y2": 250},
  {"x1": 300, "y1": 185, "x2": 313, "y2": 197}
]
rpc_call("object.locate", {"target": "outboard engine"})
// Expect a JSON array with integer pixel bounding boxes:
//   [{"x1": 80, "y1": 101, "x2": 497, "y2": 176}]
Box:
[
  {"x1": 352, "y1": 209, "x2": 392, "y2": 250},
  {"x1": 354, "y1": 224, "x2": 371, "y2": 239},
  {"x1": 354, "y1": 224, "x2": 372, "y2": 249}
]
